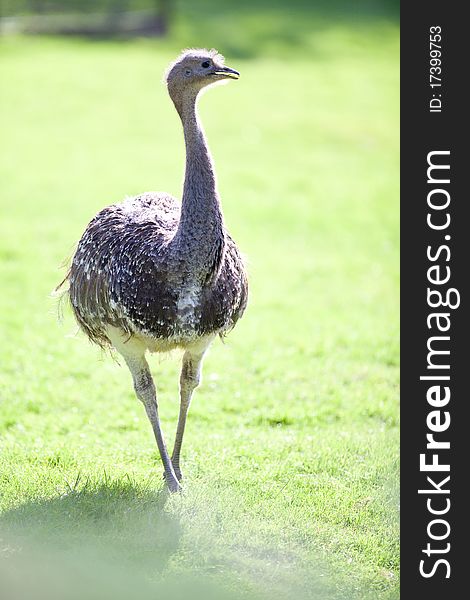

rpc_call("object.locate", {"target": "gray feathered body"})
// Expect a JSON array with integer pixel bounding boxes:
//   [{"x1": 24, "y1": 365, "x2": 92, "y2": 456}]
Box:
[{"x1": 68, "y1": 191, "x2": 248, "y2": 349}]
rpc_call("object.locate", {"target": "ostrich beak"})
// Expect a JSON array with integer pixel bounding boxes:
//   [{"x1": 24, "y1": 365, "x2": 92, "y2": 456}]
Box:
[{"x1": 213, "y1": 66, "x2": 240, "y2": 79}]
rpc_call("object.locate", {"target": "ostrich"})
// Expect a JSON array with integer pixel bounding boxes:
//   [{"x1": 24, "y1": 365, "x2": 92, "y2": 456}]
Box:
[{"x1": 64, "y1": 49, "x2": 248, "y2": 493}]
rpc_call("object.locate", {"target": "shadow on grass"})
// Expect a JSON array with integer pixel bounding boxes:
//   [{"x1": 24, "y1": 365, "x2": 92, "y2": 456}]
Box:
[
  {"x1": 0, "y1": 476, "x2": 177, "y2": 567},
  {"x1": 0, "y1": 474, "x2": 369, "y2": 600},
  {"x1": 0, "y1": 477, "x2": 213, "y2": 600}
]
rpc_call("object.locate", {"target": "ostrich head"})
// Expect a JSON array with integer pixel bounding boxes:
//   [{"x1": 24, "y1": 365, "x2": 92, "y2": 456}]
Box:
[{"x1": 166, "y1": 48, "x2": 239, "y2": 113}]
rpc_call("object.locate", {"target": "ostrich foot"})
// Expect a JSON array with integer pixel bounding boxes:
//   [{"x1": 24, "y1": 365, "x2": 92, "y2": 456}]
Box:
[
  {"x1": 173, "y1": 465, "x2": 183, "y2": 482},
  {"x1": 164, "y1": 465, "x2": 183, "y2": 484},
  {"x1": 163, "y1": 470, "x2": 182, "y2": 493}
]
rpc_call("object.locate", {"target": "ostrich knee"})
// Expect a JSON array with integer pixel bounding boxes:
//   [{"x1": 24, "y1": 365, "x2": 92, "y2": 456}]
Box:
[
  {"x1": 133, "y1": 369, "x2": 156, "y2": 404},
  {"x1": 181, "y1": 360, "x2": 202, "y2": 396}
]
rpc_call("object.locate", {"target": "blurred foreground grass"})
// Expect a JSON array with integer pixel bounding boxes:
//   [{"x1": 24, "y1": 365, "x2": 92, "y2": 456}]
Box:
[{"x1": 0, "y1": 2, "x2": 399, "y2": 598}]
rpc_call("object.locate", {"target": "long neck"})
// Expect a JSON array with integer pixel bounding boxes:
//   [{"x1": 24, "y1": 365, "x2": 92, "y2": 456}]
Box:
[{"x1": 172, "y1": 93, "x2": 225, "y2": 277}]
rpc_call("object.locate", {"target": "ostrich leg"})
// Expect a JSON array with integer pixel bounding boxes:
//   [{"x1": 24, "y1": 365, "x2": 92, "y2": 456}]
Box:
[
  {"x1": 171, "y1": 339, "x2": 213, "y2": 481},
  {"x1": 124, "y1": 353, "x2": 180, "y2": 493}
]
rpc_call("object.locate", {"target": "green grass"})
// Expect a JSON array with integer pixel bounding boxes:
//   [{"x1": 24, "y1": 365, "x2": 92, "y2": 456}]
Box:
[{"x1": 0, "y1": 3, "x2": 399, "y2": 598}]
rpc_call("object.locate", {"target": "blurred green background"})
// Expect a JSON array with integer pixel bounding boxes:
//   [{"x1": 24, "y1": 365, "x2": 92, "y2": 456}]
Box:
[{"x1": 0, "y1": 1, "x2": 399, "y2": 599}]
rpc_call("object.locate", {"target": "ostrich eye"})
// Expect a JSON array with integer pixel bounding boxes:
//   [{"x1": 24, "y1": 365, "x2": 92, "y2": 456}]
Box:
[{"x1": 201, "y1": 61, "x2": 211, "y2": 68}]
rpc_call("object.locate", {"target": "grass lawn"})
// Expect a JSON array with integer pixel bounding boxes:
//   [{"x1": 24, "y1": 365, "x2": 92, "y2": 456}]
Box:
[{"x1": 0, "y1": 3, "x2": 399, "y2": 598}]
